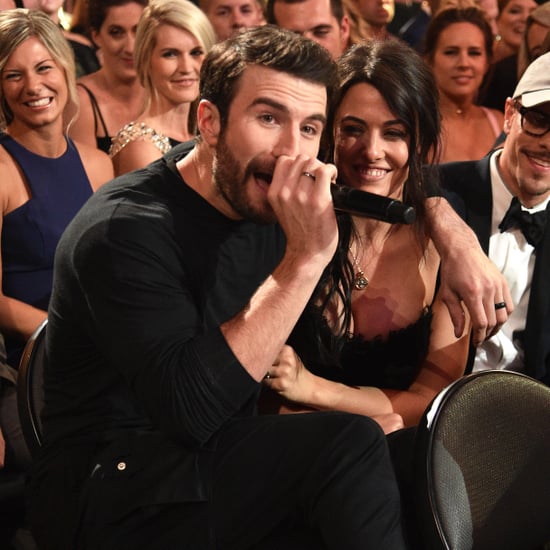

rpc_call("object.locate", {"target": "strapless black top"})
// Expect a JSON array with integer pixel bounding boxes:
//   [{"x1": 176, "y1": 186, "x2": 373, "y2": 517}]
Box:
[{"x1": 291, "y1": 305, "x2": 433, "y2": 390}]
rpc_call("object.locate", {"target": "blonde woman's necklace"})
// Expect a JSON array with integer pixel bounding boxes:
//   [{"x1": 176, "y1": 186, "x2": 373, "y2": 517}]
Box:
[{"x1": 349, "y1": 245, "x2": 369, "y2": 290}]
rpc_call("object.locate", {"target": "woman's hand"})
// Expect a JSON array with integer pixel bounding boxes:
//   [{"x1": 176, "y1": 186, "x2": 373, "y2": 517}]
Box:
[
  {"x1": 263, "y1": 346, "x2": 405, "y2": 435},
  {"x1": 263, "y1": 345, "x2": 317, "y2": 405}
]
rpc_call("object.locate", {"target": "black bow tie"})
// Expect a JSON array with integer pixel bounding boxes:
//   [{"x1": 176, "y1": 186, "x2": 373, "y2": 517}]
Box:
[{"x1": 499, "y1": 197, "x2": 547, "y2": 248}]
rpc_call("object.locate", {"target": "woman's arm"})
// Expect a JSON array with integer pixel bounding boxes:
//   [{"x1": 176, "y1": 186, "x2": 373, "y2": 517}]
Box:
[
  {"x1": 0, "y1": 162, "x2": 48, "y2": 343},
  {"x1": 383, "y1": 296, "x2": 471, "y2": 426},
  {"x1": 265, "y1": 299, "x2": 471, "y2": 428},
  {"x1": 0, "y1": 294, "x2": 46, "y2": 343}
]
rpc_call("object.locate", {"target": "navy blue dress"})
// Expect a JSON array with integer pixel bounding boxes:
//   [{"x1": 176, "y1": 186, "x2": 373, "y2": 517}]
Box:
[{"x1": 1, "y1": 134, "x2": 93, "y2": 367}]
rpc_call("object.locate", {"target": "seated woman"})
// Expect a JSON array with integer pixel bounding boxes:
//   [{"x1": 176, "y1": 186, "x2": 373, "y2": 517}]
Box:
[
  {"x1": 492, "y1": 0, "x2": 536, "y2": 63},
  {"x1": 263, "y1": 40, "x2": 472, "y2": 428},
  {"x1": 480, "y1": 0, "x2": 541, "y2": 110},
  {"x1": 424, "y1": 6, "x2": 504, "y2": 162},
  {"x1": 68, "y1": 0, "x2": 148, "y2": 153},
  {"x1": 0, "y1": 8, "x2": 113, "y2": 470},
  {"x1": 109, "y1": 0, "x2": 216, "y2": 175},
  {"x1": 517, "y1": 2, "x2": 550, "y2": 78}
]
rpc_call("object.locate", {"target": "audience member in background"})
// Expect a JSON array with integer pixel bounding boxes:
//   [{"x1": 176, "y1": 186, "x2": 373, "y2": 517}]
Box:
[
  {"x1": 399, "y1": 0, "x2": 497, "y2": 52},
  {"x1": 27, "y1": 25, "x2": 409, "y2": 550},
  {"x1": 266, "y1": 0, "x2": 351, "y2": 59},
  {"x1": 343, "y1": 0, "x2": 377, "y2": 42},
  {"x1": 477, "y1": 0, "x2": 500, "y2": 34},
  {"x1": 69, "y1": 0, "x2": 92, "y2": 38},
  {"x1": 388, "y1": 0, "x2": 422, "y2": 37},
  {"x1": 0, "y1": 9, "x2": 112, "y2": 471},
  {"x1": 493, "y1": 0, "x2": 537, "y2": 61},
  {"x1": 424, "y1": 7, "x2": 504, "y2": 162},
  {"x1": 109, "y1": 0, "x2": 215, "y2": 175},
  {"x1": 354, "y1": 0, "x2": 396, "y2": 39},
  {"x1": 263, "y1": 40, "x2": 471, "y2": 428},
  {"x1": 517, "y1": 2, "x2": 550, "y2": 77},
  {"x1": 68, "y1": 0, "x2": 147, "y2": 153},
  {"x1": 199, "y1": 0, "x2": 265, "y2": 41},
  {"x1": 396, "y1": 0, "x2": 437, "y2": 50},
  {"x1": 542, "y1": 23, "x2": 550, "y2": 50},
  {"x1": 68, "y1": 0, "x2": 99, "y2": 60},
  {"x1": 434, "y1": 52, "x2": 550, "y2": 385},
  {"x1": 36, "y1": 0, "x2": 100, "y2": 77},
  {"x1": 479, "y1": 2, "x2": 550, "y2": 111}
]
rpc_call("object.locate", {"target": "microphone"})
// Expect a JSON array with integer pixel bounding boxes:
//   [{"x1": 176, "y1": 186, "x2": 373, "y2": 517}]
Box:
[{"x1": 330, "y1": 184, "x2": 416, "y2": 225}]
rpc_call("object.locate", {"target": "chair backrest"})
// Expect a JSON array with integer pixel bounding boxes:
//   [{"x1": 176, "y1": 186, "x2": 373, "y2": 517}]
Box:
[
  {"x1": 414, "y1": 370, "x2": 550, "y2": 550},
  {"x1": 17, "y1": 319, "x2": 47, "y2": 458}
]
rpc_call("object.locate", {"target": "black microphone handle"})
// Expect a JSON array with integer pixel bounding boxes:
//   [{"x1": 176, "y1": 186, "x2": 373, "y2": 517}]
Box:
[{"x1": 330, "y1": 184, "x2": 416, "y2": 225}]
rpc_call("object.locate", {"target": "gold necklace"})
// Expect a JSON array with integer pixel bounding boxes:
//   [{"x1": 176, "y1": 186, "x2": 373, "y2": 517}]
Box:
[{"x1": 349, "y1": 246, "x2": 369, "y2": 290}]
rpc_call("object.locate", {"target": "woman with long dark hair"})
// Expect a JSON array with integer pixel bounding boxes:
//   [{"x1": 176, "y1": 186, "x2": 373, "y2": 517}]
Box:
[{"x1": 264, "y1": 40, "x2": 471, "y2": 428}]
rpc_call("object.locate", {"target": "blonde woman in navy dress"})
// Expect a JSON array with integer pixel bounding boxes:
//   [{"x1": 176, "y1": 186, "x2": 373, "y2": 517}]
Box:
[{"x1": 0, "y1": 9, "x2": 113, "y2": 471}]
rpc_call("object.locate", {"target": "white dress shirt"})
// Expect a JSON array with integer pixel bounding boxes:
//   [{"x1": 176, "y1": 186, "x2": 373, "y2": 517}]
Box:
[{"x1": 474, "y1": 149, "x2": 550, "y2": 372}]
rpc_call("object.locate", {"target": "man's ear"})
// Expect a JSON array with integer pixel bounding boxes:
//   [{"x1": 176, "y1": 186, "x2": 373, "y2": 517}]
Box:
[
  {"x1": 503, "y1": 97, "x2": 515, "y2": 135},
  {"x1": 197, "y1": 99, "x2": 221, "y2": 146},
  {"x1": 90, "y1": 29, "x2": 100, "y2": 49},
  {"x1": 340, "y1": 15, "x2": 351, "y2": 52}
]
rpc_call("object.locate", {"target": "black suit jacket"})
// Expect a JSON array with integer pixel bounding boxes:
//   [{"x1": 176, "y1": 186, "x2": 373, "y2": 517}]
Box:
[{"x1": 432, "y1": 156, "x2": 550, "y2": 385}]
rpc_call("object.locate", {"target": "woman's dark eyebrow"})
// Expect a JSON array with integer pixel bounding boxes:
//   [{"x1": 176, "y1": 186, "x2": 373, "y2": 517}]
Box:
[{"x1": 339, "y1": 115, "x2": 405, "y2": 126}]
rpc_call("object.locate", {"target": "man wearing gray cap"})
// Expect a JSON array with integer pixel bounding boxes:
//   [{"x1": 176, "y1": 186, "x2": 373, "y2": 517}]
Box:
[{"x1": 433, "y1": 52, "x2": 550, "y2": 385}]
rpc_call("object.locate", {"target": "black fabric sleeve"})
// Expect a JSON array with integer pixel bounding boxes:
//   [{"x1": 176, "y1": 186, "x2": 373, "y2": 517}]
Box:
[{"x1": 72, "y1": 200, "x2": 259, "y2": 448}]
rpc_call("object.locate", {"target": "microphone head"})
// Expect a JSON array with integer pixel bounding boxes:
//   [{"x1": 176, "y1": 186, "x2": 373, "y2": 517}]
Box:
[
  {"x1": 330, "y1": 184, "x2": 416, "y2": 225},
  {"x1": 386, "y1": 201, "x2": 416, "y2": 225}
]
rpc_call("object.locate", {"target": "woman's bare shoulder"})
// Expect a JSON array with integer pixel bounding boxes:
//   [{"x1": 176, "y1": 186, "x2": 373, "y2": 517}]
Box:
[{"x1": 73, "y1": 140, "x2": 114, "y2": 190}]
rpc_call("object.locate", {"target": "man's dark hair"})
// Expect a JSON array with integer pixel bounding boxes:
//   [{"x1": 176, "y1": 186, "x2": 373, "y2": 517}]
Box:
[
  {"x1": 265, "y1": 0, "x2": 345, "y2": 25},
  {"x1": 87, "y1": 0, "x2": 149, "y2": 32},
  {"x1": 200, "y1": 24, "x2": 339, "y2": 128}
]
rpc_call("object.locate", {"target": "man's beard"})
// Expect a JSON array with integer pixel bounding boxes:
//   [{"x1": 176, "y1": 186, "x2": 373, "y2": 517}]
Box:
[{"x1": 213, "y1": 132, "x2": 277, "y2": 225}]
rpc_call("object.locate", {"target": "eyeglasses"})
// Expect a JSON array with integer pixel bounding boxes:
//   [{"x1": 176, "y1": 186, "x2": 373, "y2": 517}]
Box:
[{"x1": 513, "y1": 100, "x2": 550, "y2": 137}]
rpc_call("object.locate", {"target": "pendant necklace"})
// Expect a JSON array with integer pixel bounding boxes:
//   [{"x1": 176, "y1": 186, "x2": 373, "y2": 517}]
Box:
[{"x1": 349, "y1": 245, "x2": 369, "y2": 290}]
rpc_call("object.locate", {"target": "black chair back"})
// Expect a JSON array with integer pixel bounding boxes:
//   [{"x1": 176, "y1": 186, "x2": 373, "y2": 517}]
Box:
[
  {"x1": 17, "y1": 319, "x2": 47, "y2": 458},
  {"x1": 414, "y1": 370, "x2": 550, "y2": 550}
]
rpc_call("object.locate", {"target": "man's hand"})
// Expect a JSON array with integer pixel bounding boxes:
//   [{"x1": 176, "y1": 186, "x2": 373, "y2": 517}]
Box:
[
  {"x1": 427, "y1": 197, "x2": 513, "y2": 346},
  {"x1": 268, "y1": 155, "x2": 338, "y2": 267},
  {"x1": 439, "y1": 244, "x2": 513, "y2": 346}
]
